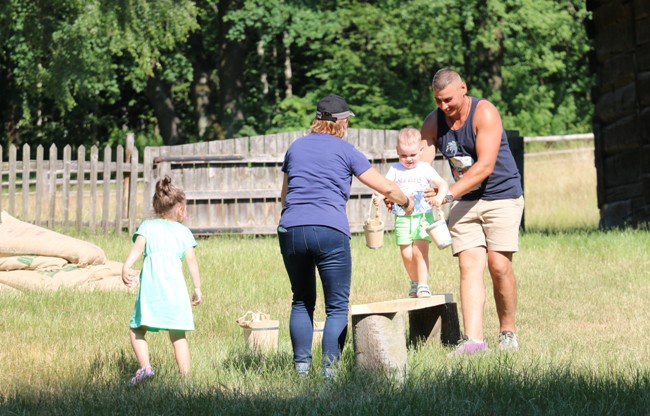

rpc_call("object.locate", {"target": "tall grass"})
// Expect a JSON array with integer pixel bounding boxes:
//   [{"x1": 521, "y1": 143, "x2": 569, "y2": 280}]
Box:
[{"x1": 3, "y1": 147, "x2": 650, "y2": 415}]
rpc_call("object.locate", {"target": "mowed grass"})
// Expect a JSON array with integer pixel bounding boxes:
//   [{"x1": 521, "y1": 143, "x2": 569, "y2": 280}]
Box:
[{"x1": 2, "y1": 146, "x2": 650, "y2": 415}]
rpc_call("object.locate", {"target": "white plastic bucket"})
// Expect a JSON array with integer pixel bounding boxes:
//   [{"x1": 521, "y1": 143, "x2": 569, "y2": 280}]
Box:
[{"x1": 425, "y1": 208, "x2": 452, "y2": 249}]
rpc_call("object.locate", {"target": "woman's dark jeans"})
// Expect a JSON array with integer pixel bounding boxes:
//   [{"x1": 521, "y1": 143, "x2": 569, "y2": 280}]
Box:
[{"x1": 278, "y1": 225, "x2": 351, "y2": 369}]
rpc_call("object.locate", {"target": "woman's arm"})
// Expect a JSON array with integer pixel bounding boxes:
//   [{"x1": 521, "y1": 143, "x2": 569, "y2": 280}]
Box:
[
  {"x1": 357, "y1": 167, "x2": 414, "y2": 215},
  {"x1": 280, "y1": 173, "x2": 288, "y2": 207}
]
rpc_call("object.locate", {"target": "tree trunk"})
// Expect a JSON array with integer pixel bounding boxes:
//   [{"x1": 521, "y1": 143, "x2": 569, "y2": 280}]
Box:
[
  {"x1": 216, "y1": 0, "x2": 249, "y2": 139},
  {"x1": 258, "y1": 40, "x2": 269, "y2": 95},
  {"x1": 146, "y1": 74, "x2": 182, "y2": 146},
  {"x1": 283, "y1": 31, "x2": 292, "y2": 97},
  {"x1": 1, "y1": 65, "x2": 19, "y2": 147}
]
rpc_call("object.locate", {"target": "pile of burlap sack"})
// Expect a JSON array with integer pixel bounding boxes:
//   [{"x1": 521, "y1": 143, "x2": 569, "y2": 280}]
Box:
[{"x1": 0, "y1": 211, "x2": 126, "y2": 292}]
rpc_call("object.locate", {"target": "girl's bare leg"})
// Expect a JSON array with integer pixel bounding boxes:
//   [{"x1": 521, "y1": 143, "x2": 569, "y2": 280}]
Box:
[
  {"x1": 130, "y1": 326, "x2": 150, "y2": 368},
  {"x1": 169, "y1": 330, "x2": 191, "y2": 375}
]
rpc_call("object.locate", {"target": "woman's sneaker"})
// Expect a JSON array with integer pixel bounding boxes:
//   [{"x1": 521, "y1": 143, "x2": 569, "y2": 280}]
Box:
[
  {"x1": 295, "y1": 362, "x2": 310, "y2": 377},
  {"x1": 130, "y1": 365, "x2": 154, "y2": 386},
  {"x1": 497, "y1": 331, "x2": 519, "y2": 352},
  {"x1": 447, "y1": 336, "x2": 487, "y2": 358}
]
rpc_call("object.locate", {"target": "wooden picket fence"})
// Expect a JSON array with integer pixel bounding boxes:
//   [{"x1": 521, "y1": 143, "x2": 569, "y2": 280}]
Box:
[
  {"x1": 0, "y1": 134, "x2": 142, "y2": 234},
  {"x1": 1, "y1": 129, "x2": 524, "y2": 235},
  {"x1": 144, "y1": 128, "x2": 459, "y2": 235}
]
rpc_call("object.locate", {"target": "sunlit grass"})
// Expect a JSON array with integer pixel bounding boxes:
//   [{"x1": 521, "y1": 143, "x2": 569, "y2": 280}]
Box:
[
  {"x1": 3, "y1": 146, "x2": 650, "y2": 414},
  {"x1": 524, "y1": 148, "x2": 598, "y2": 230}
]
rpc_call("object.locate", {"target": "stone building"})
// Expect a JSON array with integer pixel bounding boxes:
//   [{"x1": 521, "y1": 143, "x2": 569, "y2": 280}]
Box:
[{"x1": 587, "y1": 0, "x2": 650, "y2": 227}]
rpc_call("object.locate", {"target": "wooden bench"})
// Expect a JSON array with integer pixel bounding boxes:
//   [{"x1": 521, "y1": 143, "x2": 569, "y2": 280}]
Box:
[{"x1": 350, "y1": 294, "x2": 461, "y2": 382}]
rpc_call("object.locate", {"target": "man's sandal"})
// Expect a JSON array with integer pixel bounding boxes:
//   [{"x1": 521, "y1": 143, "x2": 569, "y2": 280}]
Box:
[
  {"x1": 417, "y1": 284, "x2": 432, "y2": 298},
  {"x1": 408, "y1": 281, "x2": 418, "y2": 298}
]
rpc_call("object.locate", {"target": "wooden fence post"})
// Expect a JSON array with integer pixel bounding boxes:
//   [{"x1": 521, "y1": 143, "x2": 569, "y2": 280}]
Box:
[
  {"x1": 48, "y1": 144, "x2": 58, "y2": 229},
  {"x1": 22, "y1": 144, "x2": 30, "y2": 220},
  {"x1": 8, "y1": 145, "x2": 16, "y2": 214},
  {"x1": 102, "y1": 146, "x2": 112, "y2": 232},
  {"x1": 128, "y1": 146, "x2": 139, "y2": 235},
  {"x1": 35, "y1": 145, "x2": 44, "y2": 226},
  {"x1": 115, "y1": 145, "x2": 125, "y2": 233},
  {"x1": 123, "y1": 133, "x2": 135, "y2": 223},
  {"x1": 89, "y1": 145, "x2": 99, "y2": 232},
  {"x1": 63, "y1": 145, "x2": 71, "y2": 228},
  {"x1": 506, "y1": 130, "x2": 525, "y2": 231},
  {"x1": 77, "y1": 145, "x2": 86, "y2": 232}
]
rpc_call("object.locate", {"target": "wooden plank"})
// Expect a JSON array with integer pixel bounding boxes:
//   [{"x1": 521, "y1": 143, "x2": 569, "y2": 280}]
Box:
[
  {"x1": 345, "y1": 127, "x2": 360, "y2": 147},
  {"x1": 184, "y1": 188, "x2": 326, "y2": 200},
  {"x1": 8, "y1": 145, "x2": 16, "y2": 214},
  {"x1": 124, "y1": 134, "x2": 135, "y2": 223},
  {"x1": 77, "y1": 146, "x2": 86, "y2": 231},
  {"x1": 63, "y1": 145, "x2": 71, "y2": 227},
  {"x1": 115, "y1": 145, "x2": 124, "y2": 233},
  {"x1": 193, "y1": 141, "x2": 210, "y2": 228},
  {"x1": 89, "y1": 145, "x2": 99, "y2": 231},
  {"x1": 142, "y1": 145, "x2": 154, "y2": 222},
  {"x1": 35, "y1": 146, "x2": 44, "y2": 225},
  {"x1": 102, "y1": 146, "x2": 111, "y2": 232},
  {"x1": 48, "y1": 144, "x2": 58, "y2": 229},
  {"x1": 128, "y1": 147, "x2": 139, "y2": 234},
  {"x1": 350, "y1": 294, "x2": 454, "y2": 316},
  {"x1": 22, "y1": 144, "x2": 30, "y2": 220}
]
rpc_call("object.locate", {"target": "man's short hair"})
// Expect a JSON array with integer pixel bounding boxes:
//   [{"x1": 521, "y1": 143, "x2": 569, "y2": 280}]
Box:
[{"x1": 432, "y1": 68, "x2": 462, "y2": 91}]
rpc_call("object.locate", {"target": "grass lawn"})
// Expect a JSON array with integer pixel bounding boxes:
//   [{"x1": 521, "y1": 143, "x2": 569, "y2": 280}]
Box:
[{"x1": 2, "y1": 146, "x2": 650, "y2": 415}]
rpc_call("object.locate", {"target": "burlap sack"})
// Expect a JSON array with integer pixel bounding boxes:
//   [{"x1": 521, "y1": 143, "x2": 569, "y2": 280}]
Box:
[
  {"x1": 0, "y1": 211, "x2": 106, "y2": 266},
  {"x1": 0, "y1": 255, "x2": 68, "y2": 271},
  {"x1": 0, "y1": 260, "x2": 127, "y2": 292}
]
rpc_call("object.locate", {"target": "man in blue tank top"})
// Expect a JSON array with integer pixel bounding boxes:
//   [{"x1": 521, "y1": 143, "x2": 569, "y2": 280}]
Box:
[{"x1": 421, "y1": 68, "x2": 524, "y2": 356}]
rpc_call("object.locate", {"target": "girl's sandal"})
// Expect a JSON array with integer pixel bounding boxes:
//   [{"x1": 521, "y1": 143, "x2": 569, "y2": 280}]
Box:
[
  {"x1": 408, "y1": 281, "x2": 418, "y2": 298},
  {"x1": 417, "y1": 284, "x2": 432, "y2": 298},
  {"x1": 130, "y1": 365, "x2": 155, "y2": 386}
]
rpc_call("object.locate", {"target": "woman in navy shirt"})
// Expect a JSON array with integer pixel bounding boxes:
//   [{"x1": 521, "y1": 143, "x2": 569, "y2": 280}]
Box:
[{"x1": 278, "y1": 94, "x2": 413, "y2": 378}]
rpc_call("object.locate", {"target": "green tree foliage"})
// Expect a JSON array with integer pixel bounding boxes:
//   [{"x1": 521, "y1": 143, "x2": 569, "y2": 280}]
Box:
[
  {"x1": 0, "y1": 0, "x2": 593, "y2": 154},
  {"x1": 0, "y1": 0, "x2": 197, "y2": 149}
]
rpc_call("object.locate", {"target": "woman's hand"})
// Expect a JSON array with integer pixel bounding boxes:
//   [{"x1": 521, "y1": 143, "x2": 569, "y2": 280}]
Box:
[{"x1": 402, "y1": 195, "x2": 415, "y2": 215}]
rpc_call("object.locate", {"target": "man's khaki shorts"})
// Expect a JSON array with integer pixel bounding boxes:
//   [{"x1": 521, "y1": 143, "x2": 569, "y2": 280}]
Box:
[{"x1": 447, "y1": 196, "x2": 524, "y2": 255}]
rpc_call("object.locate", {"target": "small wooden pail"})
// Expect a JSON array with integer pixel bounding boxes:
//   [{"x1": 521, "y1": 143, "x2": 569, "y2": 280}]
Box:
[
  {"x1": 312, "y1": 320, "x2": 325, "y2": 347},
  {"x1": 363, "y1": 202, "x2": 384, "y2": 249},
  {"x1": 236, "y1": 311, "x2": 279, "y2": 352}
]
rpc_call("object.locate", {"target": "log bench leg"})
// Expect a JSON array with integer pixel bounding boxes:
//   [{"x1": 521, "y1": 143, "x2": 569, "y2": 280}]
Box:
[
  {"x1": 352, "y1": 312, "x2": 407, "y2": 382},
  {"x1": 408, "y1": 302, "x2": 461, "y2": 347}
]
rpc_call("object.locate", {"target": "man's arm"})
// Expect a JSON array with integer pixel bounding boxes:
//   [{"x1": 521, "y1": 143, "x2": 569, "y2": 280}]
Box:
[
  {"x1": 448, "y1": 100, "x2": 502, "y2": 198},
  {"x1": 420, "y1": 110, "x2": 438, "y2": 164}
]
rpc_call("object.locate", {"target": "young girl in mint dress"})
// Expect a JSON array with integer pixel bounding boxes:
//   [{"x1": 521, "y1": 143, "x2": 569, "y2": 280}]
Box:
[{"x1": 122, "y1": 176, "x2": 202, "y2": 386}]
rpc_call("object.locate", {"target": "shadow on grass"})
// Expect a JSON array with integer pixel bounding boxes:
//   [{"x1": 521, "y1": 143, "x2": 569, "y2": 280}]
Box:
[{"x1": 4, "y1": 354, "x2": 650, "y2": 415}]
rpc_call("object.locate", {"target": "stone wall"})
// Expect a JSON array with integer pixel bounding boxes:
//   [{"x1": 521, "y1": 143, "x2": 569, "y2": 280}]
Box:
[{"x1": 588, "y1": 0, "x2": 650, "y2": 227}]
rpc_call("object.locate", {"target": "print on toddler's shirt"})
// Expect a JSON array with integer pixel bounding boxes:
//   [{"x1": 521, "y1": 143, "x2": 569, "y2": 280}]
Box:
[{"x1": 392, "y1": 191, "x2": 431, "y2": 216}]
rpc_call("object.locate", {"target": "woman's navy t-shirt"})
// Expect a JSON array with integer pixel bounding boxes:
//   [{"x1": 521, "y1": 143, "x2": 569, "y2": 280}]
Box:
[{"x1": 279, "y1": 133, "x2": 371, "y2": 237}]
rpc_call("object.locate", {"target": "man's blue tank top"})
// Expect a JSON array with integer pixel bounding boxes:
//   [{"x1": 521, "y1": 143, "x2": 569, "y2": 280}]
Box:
[{"x1": 436, "y1": 97, "x2": 522, "y2": 201}]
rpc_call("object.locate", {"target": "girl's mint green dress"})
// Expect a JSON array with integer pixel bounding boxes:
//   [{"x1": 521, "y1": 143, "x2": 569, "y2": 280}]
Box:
[{"x1": 129, "y1": 219, "x2": 197, "y2": 332}]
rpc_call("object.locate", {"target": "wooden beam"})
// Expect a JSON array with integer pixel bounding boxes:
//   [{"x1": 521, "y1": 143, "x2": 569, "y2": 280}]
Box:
[{"x1": 350, "y1": 294, "x2": 454, "y2": 315}]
